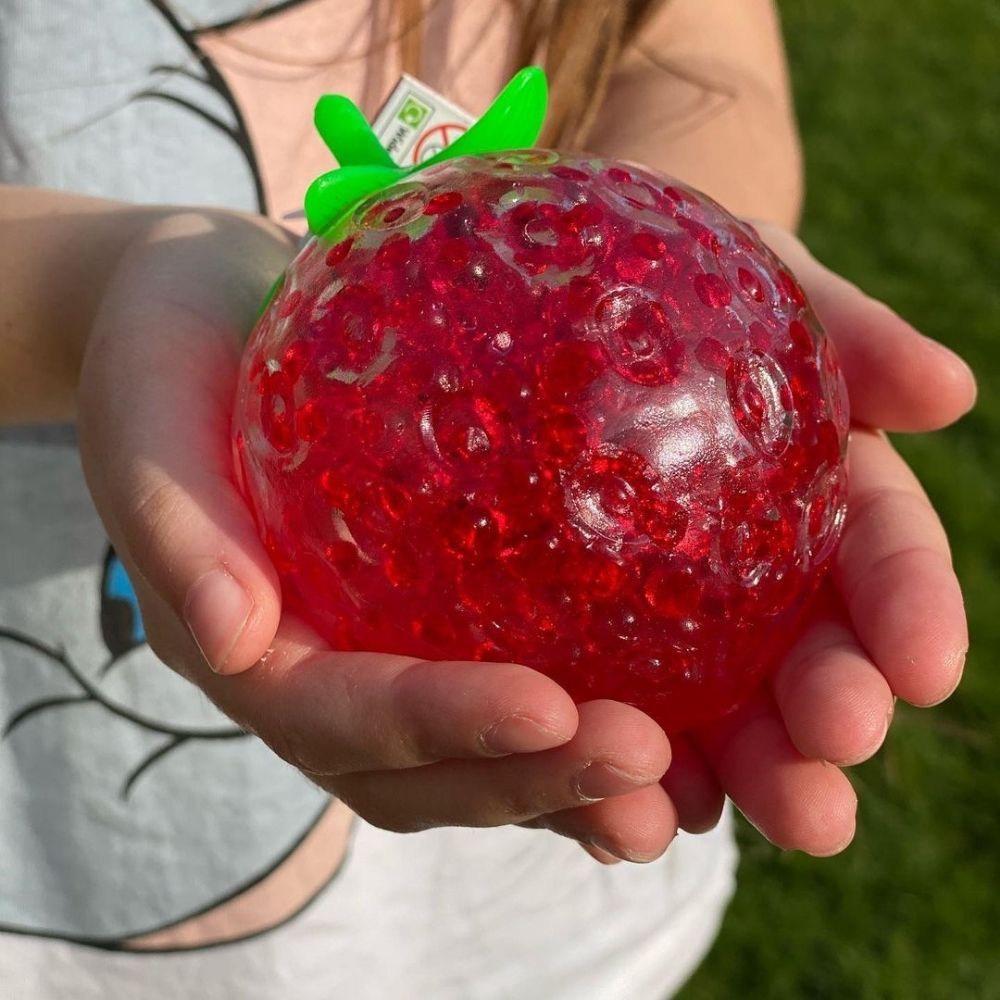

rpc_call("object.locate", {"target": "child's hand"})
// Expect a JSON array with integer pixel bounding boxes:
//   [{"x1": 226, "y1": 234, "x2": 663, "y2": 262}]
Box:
[
  {"x1": 77, "y1": 211, "x2": 975, "y2": 866},
  {"x1": 77, "y1": 210, "x2": 674, "y2": 864},
  {"x1": 658, "y1": 223, "x2": 976, "y2": 855}
]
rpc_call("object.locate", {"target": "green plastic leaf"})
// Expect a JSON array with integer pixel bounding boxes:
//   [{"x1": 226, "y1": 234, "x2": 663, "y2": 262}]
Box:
[
  {"x1": 304, "y1": 164, "x2": 406, "y2": 236},
  {"x1": 314, "y1": 94, "x2": 396, "y2": 169},
  {"x1": 301, "y1": 66, "x2": 550, "y2": 237},
  {"x1": 417, "y1": 66, "x2": 548, "y2": 169}
]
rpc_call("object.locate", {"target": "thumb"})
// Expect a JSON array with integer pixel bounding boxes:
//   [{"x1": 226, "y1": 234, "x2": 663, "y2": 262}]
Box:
[{"x1": 79, "y1": 211, "x2": 295, "y2": 673}]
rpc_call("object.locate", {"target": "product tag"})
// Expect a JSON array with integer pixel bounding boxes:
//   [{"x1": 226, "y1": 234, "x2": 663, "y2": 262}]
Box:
[{"x1": 371, "y1": 74, "x2": 475, "y2": 166}]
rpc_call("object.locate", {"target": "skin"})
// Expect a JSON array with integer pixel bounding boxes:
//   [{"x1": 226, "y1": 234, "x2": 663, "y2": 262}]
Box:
[{"x1": 0, "y1": 186, "x2": 974, "y2": 865}]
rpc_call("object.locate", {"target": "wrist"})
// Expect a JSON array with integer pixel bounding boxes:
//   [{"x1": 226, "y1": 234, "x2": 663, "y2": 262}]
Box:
[
  {"x1": 0, "y1": 188, "x2": 176, "y2": 424},
  {"x1": 107, "y1": 208, "x2": 299, "y2": 347}
]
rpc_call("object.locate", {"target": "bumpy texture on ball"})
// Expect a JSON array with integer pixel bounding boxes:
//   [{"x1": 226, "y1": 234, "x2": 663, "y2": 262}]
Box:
[{"x1": 233, "y1": 152, "x2": 849, "y2": 732}]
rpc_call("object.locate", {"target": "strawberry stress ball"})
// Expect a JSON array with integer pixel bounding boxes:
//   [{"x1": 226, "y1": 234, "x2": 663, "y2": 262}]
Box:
[{"x1": 232, "y1": 69, "x2": 850, "y2": 733}]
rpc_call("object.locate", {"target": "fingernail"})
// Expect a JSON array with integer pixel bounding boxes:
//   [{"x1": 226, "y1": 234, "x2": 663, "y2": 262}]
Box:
[
  {"x1": 923, "y1": 647, "x2": 968, "y2": 706},
  {"x1": 589, "y1": 836, "x2": 663, "y2": 864},
  {"x1": 807, "y1": 829, "x2": 856, "y2": 858},
  {"x1": 184, "y1": 569, "x2": 254, "y2": 673},
  {"x1": 580, "y1": 842, "x2": 622, "y2": 865},
  {"x1": 479, "y1": 714, "x2": 569, "y2": 755},
  {"x1": 573, "y1": 762, "x2": 650, "y2": 801}
]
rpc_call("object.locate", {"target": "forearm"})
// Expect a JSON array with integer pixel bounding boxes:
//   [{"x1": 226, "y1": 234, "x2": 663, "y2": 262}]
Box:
[
  {"x1": 0, "y1": 186, "x2": 171, "y2": 424},
  {"x1": 0, "y1": 189, "x2": 294, "y2": 426},
  {"x1": 589, "y1": 0, "x2": 803, "y2": 230}
]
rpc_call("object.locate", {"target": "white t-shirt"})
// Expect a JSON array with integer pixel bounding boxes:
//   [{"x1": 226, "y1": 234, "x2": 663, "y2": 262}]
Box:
[{"x1": 0, "y1": 3, "x2": 737, "y2": 997}]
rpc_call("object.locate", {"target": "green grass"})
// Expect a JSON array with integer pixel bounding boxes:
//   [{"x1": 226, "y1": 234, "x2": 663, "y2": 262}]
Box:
[{"x1": 681, "y1": 2, "x2": 1000, "y2": 997}]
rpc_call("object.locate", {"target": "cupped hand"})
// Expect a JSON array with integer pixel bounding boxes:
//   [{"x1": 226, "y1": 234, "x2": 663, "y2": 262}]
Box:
[
  {"x1": 657, "y1": 222, "x2": 975, "y2": 857},
  {"x1": 77, "y1": 210, "x2": 673, "y2": 863},
  {"x1": 77, "y1": 210, "x2": 975, "y2": 869}
]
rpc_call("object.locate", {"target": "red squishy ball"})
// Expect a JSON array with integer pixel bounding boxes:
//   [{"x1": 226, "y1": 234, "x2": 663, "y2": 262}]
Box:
[{"x1": 233, "y1": 151, "x2": 850, "y2": 733}]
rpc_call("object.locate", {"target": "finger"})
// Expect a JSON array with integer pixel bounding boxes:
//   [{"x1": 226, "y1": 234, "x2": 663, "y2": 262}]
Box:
[
  {"x1": 326, "y1": 700, "x2": 671, "y2": 832},
  {"x1": 836, "y1": 429, "x2": 968, "y2": 706},
  {"x1": 79, "y1": 212, "x2": 296, "y2": 675},
  {"x1": 693, "y1": 692, "x2": 858, "y2": 856},
  {"x1": 526, "y1": 783, "x2": 679, "y2": 863},
  {"x1": 200, "y1": 614, "x2": 580, "y2": 774},
  {"x1": 659, "y1": 736, "x2": 726, "y2": 833},
  {"x1": 114, "y1": 554, "x2": 215, "y2": 685},
  {"x1": 772, "y1": 593, "x2": 895, "y2": 765},
  {"x1": 756, "y1": 223, "x2": 977, "y2": 431}
]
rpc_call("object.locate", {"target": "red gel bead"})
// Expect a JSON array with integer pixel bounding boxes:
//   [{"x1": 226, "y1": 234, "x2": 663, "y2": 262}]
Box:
[
  {"x1": 639, "y1": 497, "x2": 689, "y2": 547},
  {"x1": 789, "y1": 319, "x2": 814, "y2": 354},
  {"x1": 694, "y1": 272, "x2": 733, "y2": 309},
  {"x1": 233, "y1": 152, "x2": 848, "y2": 733},
  {"x1": 294, "y1": 399, "x2": 327, "y2": 442},
  {"x1": 425, "y1": 191, "x2": 463, "y2": 215},
  {"x1": 778, "y1": 270, "x2": 808, "y2": 307},
  {"x1": 325, "y1": 238, "x2": 353, "y2": 267},
  {"x1": 738, "y1": 267, "x2": 765, "y2": 303},
  {"x1": 643, "y1": 557, "x2": 702, "y2": 618},
  {"x1": 631, "y1": 232, "x2": 667, "y2": 260},
  {"x1": 282, "y1": 340, "x2": 309, "y2": 381},
  {"x1": 279, "y1": 289, "x2": 303, "y2": 318},
  {"x1": 551, "y1": 164, "x2": 589, "y2": 182},
  {"x1": 542, "y1": 339, "x2": 608, "y2": 397},
  {"x1": 325, "y1": 540, "x2": 360, "y2": 572},
  {"x1": 563, "y1": 202, "x2": 603, "y2": 230},
  {"x1": 678, "y1": 217, "x2": 721, "y2": 253},
  {"x1": 374, "y1": 235, "x2": 410, "y2": 269}
]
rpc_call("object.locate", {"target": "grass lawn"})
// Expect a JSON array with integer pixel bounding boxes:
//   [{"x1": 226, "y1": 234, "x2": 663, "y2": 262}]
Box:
[{"x1": 681, "y1": 1, "x2": 1000, "y2": 997}]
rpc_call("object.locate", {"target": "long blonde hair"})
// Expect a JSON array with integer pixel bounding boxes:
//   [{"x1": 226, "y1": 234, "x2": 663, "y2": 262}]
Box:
[
  {"x1": 397, "y1": 0, "x2": 668, "y2": 148},
  {"x1": 166, "y1": 0, "x2": 668, "y2": 149}
]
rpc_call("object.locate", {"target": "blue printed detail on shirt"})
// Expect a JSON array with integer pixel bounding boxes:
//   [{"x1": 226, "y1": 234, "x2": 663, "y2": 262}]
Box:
[{"x1": 101, "y1": 551, "x2": 146, "y2": 653}]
